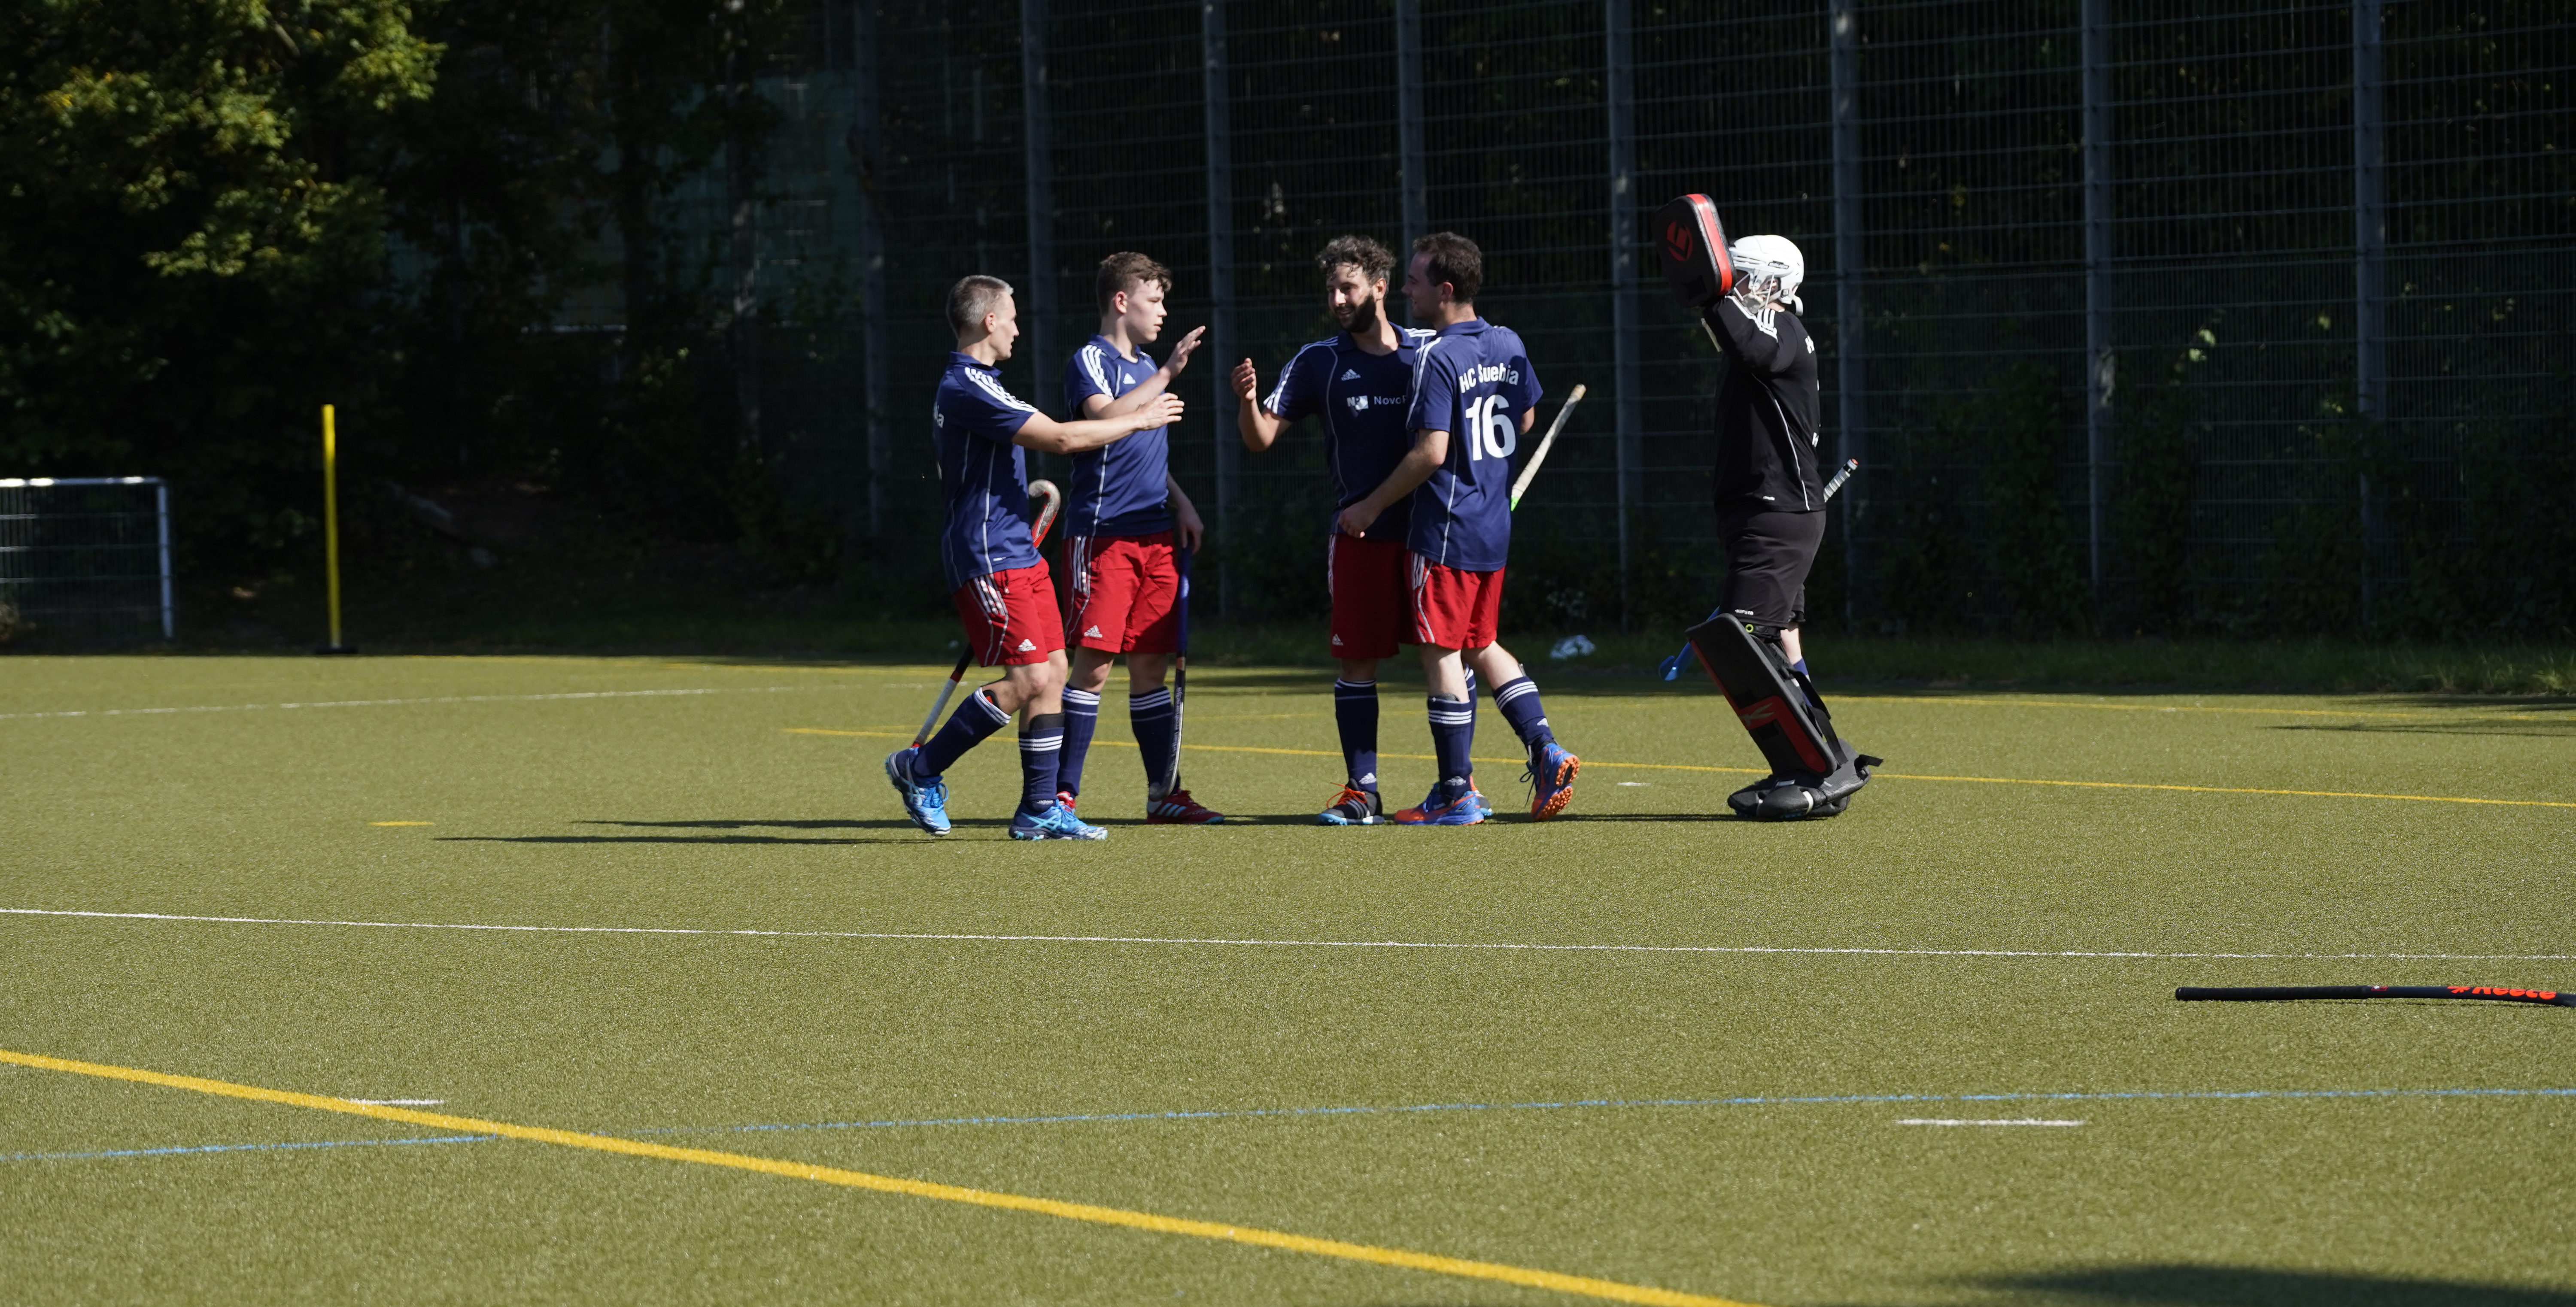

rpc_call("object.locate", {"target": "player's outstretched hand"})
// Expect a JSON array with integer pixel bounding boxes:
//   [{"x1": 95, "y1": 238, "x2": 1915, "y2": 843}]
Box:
[
  {"x1": 1230, "y1": 358, "x2": 1261, "y2": 404},
  {"x1": 1165, "y1": 325, "x2": 1208, "y2": 376},
  {"x1": 1173, "y1": 495, "x2": 1206, "y2": 551},
  {"x1": 1138, "y1": 392, "x2": 1186, "y2": 429}
]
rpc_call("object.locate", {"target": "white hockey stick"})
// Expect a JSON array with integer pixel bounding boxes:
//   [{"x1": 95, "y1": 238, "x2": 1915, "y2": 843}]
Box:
[{"x1": 1507, "y1": 383, "x2": 1587, "y2": 511}]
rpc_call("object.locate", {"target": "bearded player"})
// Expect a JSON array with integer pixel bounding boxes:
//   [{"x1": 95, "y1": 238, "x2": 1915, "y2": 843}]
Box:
[
  {"x1": 1054, "y1": 252, "x2": 1223, "y2": 825},
  {"x1": 1325, "y1": 232, "x2": 1580, "y2": 825},
  {"x1": 1232, "y1": 236, "x2": 1437, "y2": 825},
  {"x1": 884, "y1": 274, "x2": 1182, "y2": 841}
]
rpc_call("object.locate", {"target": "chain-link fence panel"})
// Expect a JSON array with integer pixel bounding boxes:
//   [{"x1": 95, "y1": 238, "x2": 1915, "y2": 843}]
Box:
[{"x1": 663, "y1": 0, "x2": 2573, "y2": 634}]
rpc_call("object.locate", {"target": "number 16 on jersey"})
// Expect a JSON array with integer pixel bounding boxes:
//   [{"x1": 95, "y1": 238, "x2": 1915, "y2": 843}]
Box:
[{"x1": 1463, "y1": 395, "x2": 1519, "y2": 461}]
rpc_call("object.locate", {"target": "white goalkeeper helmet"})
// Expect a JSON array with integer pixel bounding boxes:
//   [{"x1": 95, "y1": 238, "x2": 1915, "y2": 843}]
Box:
[{"x1": 1728, "y1": 234, "x2": 1805, "y2": 312}]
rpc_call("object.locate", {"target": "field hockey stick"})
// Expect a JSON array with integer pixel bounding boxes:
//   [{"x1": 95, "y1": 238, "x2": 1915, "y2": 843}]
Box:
[
  {"x1": 1656, "y1": 459, "x2": 1861, "y2": 681},
  {"x1": 911, "y1": 480, "x2": 1063, "y2": 748},
  {"x1": 1507, "y1": 383, "x2": 1587, "y2": 511},
  {"x1": 2178, "y1": 984, "x2": 2573, "y2": 1007},
  {"x1": 1164, "y1": 542, "x2": 1191, "y2": 795}
]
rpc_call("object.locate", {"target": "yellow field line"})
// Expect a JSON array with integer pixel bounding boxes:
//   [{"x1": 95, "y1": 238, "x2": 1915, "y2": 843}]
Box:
[
  {"x1": 784, "y1": 728, "x2": 2575, "y2": 809},
  {"x1": 0, "y1": 1048, "x2": 1758, "y2": 1307},
  {"x1": 1835, "y1": 694, "x2": 2568, "y2": 723}
]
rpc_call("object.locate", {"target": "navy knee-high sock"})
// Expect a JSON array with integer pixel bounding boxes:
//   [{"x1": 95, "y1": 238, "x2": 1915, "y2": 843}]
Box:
[
  {"x1": 1461, "y1": 670, "x2": 1479, "y2": 758},
  {"x1": 916, "y1": 689, "x2": 1010, "y2": 777},
  {"x1": 1332, "y1": 679, "x2": 1379, "y2": 791},
  {"x1": 1018, "y1": 713, "x2": 1064, "y2": 814},
  {"x1": 1130, "y1": 687, "x2": 1178, "y2": 797},
  {"x1": 1489, "y1": 675, "x2": 1556, "y2": 750},
  {"x1": 1057, "y1": 687, "x2": 1100, "y2": 798},
  {"x1": 1427, "y1": 693, "x2": 1476, "y2": 800}
]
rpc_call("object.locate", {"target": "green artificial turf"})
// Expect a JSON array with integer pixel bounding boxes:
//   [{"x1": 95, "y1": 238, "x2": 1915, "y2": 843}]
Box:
[{"x1": 2, "y1": 654, "x2": 2571, "y2": 1305}]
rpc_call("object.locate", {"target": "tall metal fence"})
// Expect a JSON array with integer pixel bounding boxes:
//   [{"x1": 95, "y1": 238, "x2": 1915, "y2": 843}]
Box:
[{"x1": 675, "y1": 0, "x2": 2575, "y2": 634}]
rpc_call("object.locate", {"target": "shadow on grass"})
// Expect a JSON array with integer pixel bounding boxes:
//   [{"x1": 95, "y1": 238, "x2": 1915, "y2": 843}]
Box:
[
  {"x1": 438, "y1": 832, "x2": 920, "y2": 846},
  {"x1": 1962, "y1": 1265, "x2": 2576, "y2": 1306},
  {"x1": 2271, "y1": 721, "x2": 2576, "y2": 738},
  {"x1": 578, "y1": 819, "x2": 904, "y2": 830}
]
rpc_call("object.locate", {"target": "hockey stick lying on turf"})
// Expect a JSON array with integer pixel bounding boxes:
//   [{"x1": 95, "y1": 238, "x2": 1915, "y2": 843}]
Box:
[
  {"x1": 910, "y1": 480, "x2": 1063, "y2": 748},
  {"x1": 1164, "y1": 543, "x2": 1192, "y2": 796},
  {"x1": 2178, "y1": 985, "x2": 2573, "y2": 1007},
  {"x1": 1656, "y1": 458, "x2": 1861, "y2": 680},
  {"x1": 1507, "y1": 383, "x2": 1587, "y2": 511}
]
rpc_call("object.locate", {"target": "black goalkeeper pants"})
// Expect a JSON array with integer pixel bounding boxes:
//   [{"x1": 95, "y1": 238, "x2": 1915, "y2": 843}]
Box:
[{"x1": 1716, "y1": 505, "x2": 1826, "y2": 631}]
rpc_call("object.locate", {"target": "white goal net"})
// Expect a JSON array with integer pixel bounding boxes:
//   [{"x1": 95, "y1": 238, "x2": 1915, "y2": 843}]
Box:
[{"x1": 0, "y1": 477, "x2": 174, "y2": 642}]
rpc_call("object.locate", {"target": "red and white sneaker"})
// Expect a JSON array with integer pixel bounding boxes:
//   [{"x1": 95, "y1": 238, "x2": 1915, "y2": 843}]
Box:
[{"x1": 1145, "y1": 789, "x2": 1225, "y2": 825}]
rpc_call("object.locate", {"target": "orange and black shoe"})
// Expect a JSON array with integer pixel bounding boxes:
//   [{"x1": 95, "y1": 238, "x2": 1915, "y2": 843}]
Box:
[
  {"x1": 1315, "y1": 784, "x2": 1385, "y2": 826},
  {"x1": 1145, "y1": 789, "x2": 1225, "y2": 825},
  {"x1": 1525, "y1": 743, "x2": 1580, "y2": 821}
]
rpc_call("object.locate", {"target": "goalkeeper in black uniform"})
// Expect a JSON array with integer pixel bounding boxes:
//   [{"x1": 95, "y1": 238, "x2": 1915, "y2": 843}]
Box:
[
  {"x1": 1704, "y1": 234, "x2": 1825, "y2": 667},
  {"x1": 1696, "y1": 233, "x2": 1875, "y2": 817}
]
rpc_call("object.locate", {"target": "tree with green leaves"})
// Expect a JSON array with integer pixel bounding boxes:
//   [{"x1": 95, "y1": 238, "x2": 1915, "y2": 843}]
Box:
[{"x1": 0, "y1": 0, "x2": 440, "y2": 561}]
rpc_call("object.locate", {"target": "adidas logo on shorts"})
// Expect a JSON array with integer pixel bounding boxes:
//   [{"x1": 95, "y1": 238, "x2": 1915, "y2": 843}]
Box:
[
  {"x1": 1331, "y1": 634, "x2": 1344, "y2": 646},
  {"x1": 1016, "y1": 639, "x2": 1036, "y2": 652},
  {"x1": 1084, "y1": 625, "x2": 1103, "y2": 638}
]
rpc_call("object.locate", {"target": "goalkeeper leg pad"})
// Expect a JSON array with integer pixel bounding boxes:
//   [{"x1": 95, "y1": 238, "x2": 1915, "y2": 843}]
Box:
[{"x1": 1684, "y1": 615, "x2": 1881, "y2": 819}]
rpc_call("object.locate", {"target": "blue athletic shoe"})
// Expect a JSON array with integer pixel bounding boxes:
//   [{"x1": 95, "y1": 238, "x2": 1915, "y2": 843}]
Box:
[
  {"x1": 1010, "y1": 803, "x2": 1108, "y2": 841},
  {"x1": 884, "y1": 748, "x2": 951, "y2": 836},
  {"x1": 1392, "y1": 784, "x2": 1488, "y2": 826},
  {"x1": 1525, "y1": 742, "x2": 1580, "y2": 822}
]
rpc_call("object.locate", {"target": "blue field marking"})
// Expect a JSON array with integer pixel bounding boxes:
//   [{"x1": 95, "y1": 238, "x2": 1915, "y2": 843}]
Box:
[
  {"x1": 3, "y1": 1134, "x2": 498, "y2": 1164},
  {"x1": 21, "y1": 1087, "x2": 2567, "y2": 1168},
  {"x1": 658, "y1": 1085, "x2": 2576, "y2": 1139}
]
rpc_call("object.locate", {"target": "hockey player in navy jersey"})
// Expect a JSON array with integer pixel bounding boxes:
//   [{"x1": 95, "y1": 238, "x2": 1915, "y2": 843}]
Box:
[
  {"x1": 1054, "y1": 252, "x2": 1224, "y2": 826},
  {"x1": 1232, "y1": 235, "x2": 1436, "y2": 825},
  {"x1": 1324, "y1": 233, "x2": 1580, "y2": 825},
  {"x1": 885, "y1": 274, "x2": 1183, "y2": 840}
]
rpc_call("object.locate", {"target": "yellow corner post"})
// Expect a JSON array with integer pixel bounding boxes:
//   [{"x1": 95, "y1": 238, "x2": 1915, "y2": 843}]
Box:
[{"x1": 320, "y1": 404, "x2": 347, "y2": 653}]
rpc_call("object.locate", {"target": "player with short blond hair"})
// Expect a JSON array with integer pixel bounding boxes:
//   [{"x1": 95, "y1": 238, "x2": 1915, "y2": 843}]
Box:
[{"x1": 884, "y1": 275, "x2": 1182, "y2": 841}]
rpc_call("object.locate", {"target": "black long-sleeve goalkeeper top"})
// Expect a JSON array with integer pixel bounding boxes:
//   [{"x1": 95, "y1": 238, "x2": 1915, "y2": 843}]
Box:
[{"x1": 1704, "y1": 297, "x2": 1826, "y2": 513}]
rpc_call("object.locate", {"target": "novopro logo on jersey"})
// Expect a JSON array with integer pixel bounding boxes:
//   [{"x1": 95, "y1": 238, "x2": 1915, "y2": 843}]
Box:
[{"x1": 1344, "y1": 394, "x2": 1405, "y2": 412}]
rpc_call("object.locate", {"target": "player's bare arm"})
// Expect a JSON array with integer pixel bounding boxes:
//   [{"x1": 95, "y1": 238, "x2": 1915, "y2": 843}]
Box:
[
  {"x1": 1082, "y1": 325, "x2": 1207, "y2": 420},
  {"x1": 1232, "y1": 359, "x2": 1287, "y2": 451},
  {"x1": 1335, "y1": 426, "x2": 1445, "y2": 538},
  {"x1": 1166, "y1": 474, "x2": 1205, "y2": 551},
  {"x1": 1015, "y1": 394, "x2": 1185, "y2": 455}
]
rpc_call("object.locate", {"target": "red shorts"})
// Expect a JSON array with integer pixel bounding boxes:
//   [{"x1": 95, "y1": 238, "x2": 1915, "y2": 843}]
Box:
[
  {"x1": 1328, "y1": 533, "x2": 1411, "y2": 660},
  {"x1": 953, "y1": 564, "x2": 1065, "y2": 667},
  {"x1": 1066, "y1": 531, "x2": 1180, "y2": 654},
  {"x1": 1410, "y1": 554, "x2": 1505, "y2": 651}
]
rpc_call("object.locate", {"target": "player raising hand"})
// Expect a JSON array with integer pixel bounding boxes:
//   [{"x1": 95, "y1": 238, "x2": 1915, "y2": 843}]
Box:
[{"x1": 1234, "y1": 235, "x2": 1434, "y2": 825}]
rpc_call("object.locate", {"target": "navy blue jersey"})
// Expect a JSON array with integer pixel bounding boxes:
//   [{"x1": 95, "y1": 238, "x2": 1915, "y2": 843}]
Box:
[
  {"x1": 933, "y1": 352, "x2": 1042, "y2": 589},
  {"x1": 1261, "y1": 327, "x2": 1436, "y2": 538},
  {"x1": 1060, "y1": 335, "x2": 1173, "y2": 536},
  {"x1": 1403, "y1": 319, "x2": 1543, "y2": 571}
]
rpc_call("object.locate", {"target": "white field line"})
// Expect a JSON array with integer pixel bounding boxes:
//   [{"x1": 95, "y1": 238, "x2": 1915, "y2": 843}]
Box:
[
  {"x1": 1897, "y1": 1119, "x2": 2085, "y2": 1127},
  {"x1": 3, "y1": 908, "x2": 2571, "y2": 963},
  {"x1": 0, "y1": 686, "x2": 826, "y2": 722}
]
